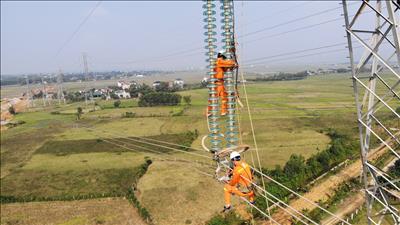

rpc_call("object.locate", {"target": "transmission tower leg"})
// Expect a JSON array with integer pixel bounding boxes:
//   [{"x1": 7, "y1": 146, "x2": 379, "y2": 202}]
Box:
[{"x1": 342, "y1": 1, "x2": 400, "y2": 224}]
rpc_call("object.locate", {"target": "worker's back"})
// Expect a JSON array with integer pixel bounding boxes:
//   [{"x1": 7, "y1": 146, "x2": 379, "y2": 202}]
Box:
[
  {"x1": 214, "y1": 58, "x2": 235, "y2": 79},
  {"x1": 233, "y1": 161, "x2": 253, "y2": 187}
]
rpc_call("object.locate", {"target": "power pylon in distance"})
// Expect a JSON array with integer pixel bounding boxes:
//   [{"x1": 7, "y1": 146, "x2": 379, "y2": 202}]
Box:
[
  {"x1": 82, "y1": 52, "x2": 94, "y2": 105},
  {"x1": 57, "y1": 69, "x2": 66, "y2": 105}
]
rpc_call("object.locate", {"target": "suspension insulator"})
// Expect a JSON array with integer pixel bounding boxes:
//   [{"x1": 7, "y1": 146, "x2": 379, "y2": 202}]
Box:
[
  {"x1": 221, "y1": 0, "x2": 238, "y2": 148},
  {"x1": 203, "y1": 0, "x2": 221, "y2": 153}
]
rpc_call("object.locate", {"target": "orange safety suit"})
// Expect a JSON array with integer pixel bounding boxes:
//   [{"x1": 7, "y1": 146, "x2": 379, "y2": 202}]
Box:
[
  {"x1": 208, "y1": 58, "x2": 236, "y2": 115},
  {"x1": 224, "y1": 161, "x2": 254, "y2": 206}
]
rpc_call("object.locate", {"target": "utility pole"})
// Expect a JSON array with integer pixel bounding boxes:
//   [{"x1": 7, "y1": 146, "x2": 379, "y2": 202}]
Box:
[
  {"x1": 82, "y1": 52, "x2": 94, "y2": 105},
  {"x1": 83, "y1": 52, "x2": 88, "y2": 105},
  {"x1": 57, "y1": 69, "x2": 66, "y2": 105},
  {"x1": 342, "y1": 1, "x2": 400, "y2": 224},
  {"x1": 41, "y1": 77, "x2": 47, "y2": 107},
  {"x1": 25, "y1": 75, "x2": 33, "y2": 108}
]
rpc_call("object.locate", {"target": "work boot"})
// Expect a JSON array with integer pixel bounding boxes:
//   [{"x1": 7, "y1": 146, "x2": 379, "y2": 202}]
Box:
[
  {"x1": 247, "y1": 191, "x2": 255, "y2": 204},
  {"x1": 221, "y1": 205, "x2": 232, "y2": 213}
]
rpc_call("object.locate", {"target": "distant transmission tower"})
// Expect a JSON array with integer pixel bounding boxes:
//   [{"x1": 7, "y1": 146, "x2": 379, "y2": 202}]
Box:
[
  {"x1": 342, "y1": 1, "x2": 400, "y2": 224},
  {"x1": 83, "y1": 52, "x2": 89, "y2": 105},
  {"x1": 25, "y1": 75, "x2": 33, "y2": 108},
  {"x1": 82, "y1": 52, "x2": 94, "y2": 105},
  {"x1": 41, "y1": 77, "x2": 47, "y2": 107},
  {"x1": 57, "y1": 69, "x2": 66, "y2": 105}
]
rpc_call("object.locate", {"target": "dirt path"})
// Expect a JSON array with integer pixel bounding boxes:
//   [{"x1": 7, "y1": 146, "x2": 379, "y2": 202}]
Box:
[
  {"x1": 269, "y1": 134, "x2": 399, "y2": 225},
  {"x1": 320, "y1": 192, "x2": 364, "y2": 225},
  {"x1": 320, "y1": 156, "x2": 399, "y2": 225}
]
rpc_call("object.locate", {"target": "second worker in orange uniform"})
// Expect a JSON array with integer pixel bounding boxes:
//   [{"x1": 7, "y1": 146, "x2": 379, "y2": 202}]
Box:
[
  {"x1": 223, "y1": 151, "x2": 255, "y2": 212},
  {"x1": 208, "y1": 50, "x2": 237, "y2": 116}
]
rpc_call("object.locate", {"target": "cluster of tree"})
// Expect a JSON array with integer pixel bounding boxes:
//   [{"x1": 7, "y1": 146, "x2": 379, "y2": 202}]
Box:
[
  {"x1": 138, "y1": 92, "x2": 182, "y2": 107},
  {"x1": 0, "y1": 191, "x2": 125, "y2": 204},
  {"x1": 65, "y1": 91, "x2": 86, "y2": 102},
  {"x1": 250, "y1": 71, "x2": 309, "y2": 82},
  {"x1": 126, "y1": 159, "x2": 153, "y2": 223},
  {"x1": 335, "y1": 68, "x2": 351, "y2": 73},
  {"x1": 1, "y1": 75, "x2": 22, "y2": 86},
  {"x1": 253, "y1": 129, "x2": 359, "y2": 218},
  {"x1": 128, "y1": 84, "x2": 153, "y2": 98}
]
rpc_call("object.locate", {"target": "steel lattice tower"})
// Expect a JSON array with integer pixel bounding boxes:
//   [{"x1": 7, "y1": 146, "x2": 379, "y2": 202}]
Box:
[
  {"x1": 82, "y1": 52, "x2": 94, "y2": 105},
  {"x1": 57, "y1": 69, "x2": 66, "y2": 105},
  {"x1": 342, "y1": 1, "x2": 400, "y2": 224}
]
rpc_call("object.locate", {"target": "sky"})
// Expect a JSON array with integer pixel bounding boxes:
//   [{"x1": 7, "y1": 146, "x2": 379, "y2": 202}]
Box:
[{"x1": 1, "y1": 1, "x2": 369, "y2": 75}]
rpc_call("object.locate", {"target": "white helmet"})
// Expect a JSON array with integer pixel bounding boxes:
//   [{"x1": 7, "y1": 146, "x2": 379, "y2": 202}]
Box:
[
  {"x1": 230, "y1": 151, "x2": 241, "y2": 160},
  {"x1": 218, "y1": 50, "x2": 226, "y2": 57}
]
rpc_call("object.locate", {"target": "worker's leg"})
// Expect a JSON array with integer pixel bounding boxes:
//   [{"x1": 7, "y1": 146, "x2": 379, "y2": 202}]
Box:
[
  {"x1": 248, "y1": 190, "x2": 255, "y2": 203},
  {"x1": 230, "y1": 188, "x2": 252, "y2": 198},
  {"x1": 224, "y1": 184, "x2": 233, "y2": 207},
  {"x1": 217, "y1": 82, "x2": 227, "y2": 115},
  {"x1": 224, "y1": 184, "x2": 254, "y2": 205}
]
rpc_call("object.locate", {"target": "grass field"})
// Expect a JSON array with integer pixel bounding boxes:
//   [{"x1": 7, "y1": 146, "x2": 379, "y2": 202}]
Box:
[
  {"x1": 2, "y1": 73, "x2": 391, "y2": 224},
  {"x1": 1, "y1": 132, "x2": 194, "y2": 198},
  {"x1": 0, "y1": 198, "x2": 146, "y2": 225},
  {"x1": 137, "y1": 161, "x2": 227, "y2": 225}
]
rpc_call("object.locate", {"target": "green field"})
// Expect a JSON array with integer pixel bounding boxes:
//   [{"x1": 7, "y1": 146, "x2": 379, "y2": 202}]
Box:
[
  {"x1": 1, "y1": 198, "x2": 146, "y2": 225},
  {"x1": 2, "y1": 74, "x2": 386, "y2": 224}
]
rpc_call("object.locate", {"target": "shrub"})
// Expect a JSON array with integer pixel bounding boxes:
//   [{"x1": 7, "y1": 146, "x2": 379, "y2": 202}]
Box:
[
  {"x1": 138, "y1": 92, "x2": 182, "y2": 107},
  {"x1": 123, "y1": 112, "x2": 136, "y2": 118},
  {"x1": 129, "y1": 84, "x2": 154, "y2": 97},
  {"x1": 114, "y1": 100, "x2": 121, "y2": 108},
  {"x1": 206, "y1": 211, "x2": 247, "y2": 225},
  {"x1": 110, "y1": 93, "x2": 119, "y2": 100},
  {"x1": 76, "y1": 107, "x2": 83, "y2": 120},
  {"x1": 5, "y1": 120, "x2": 26, "y2": 128},
  {"x1": 183, "y1": 95, "x2": 192, "y2": 105},
  {"x1": 8, "y1": 106, "x2": 16, "y2": 115}
]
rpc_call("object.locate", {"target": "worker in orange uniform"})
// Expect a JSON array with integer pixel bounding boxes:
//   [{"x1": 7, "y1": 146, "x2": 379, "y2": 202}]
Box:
[
  {"x1": 208, "y1": 50, "x2": 237, "y2": 117},
  {"x1": 223, "y1": 151, "x2": 255, "y2": 212}
]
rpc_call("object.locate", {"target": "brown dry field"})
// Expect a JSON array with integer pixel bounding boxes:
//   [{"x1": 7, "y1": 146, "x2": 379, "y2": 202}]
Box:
[
  {"x1": 136, "y1": 160, "x2": 246, "y2": 225},
  {"x1": 0, "y1": 198, "x2": 146, "y2": 225}
]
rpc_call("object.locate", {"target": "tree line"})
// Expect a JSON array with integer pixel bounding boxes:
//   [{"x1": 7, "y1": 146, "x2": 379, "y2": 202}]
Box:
[
  {"x1": 253, "y1": 129, "x2": 359, "y2": 218},
  {"x1": 250, "y1": 71, "x2": 309, "y2": 82}
]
